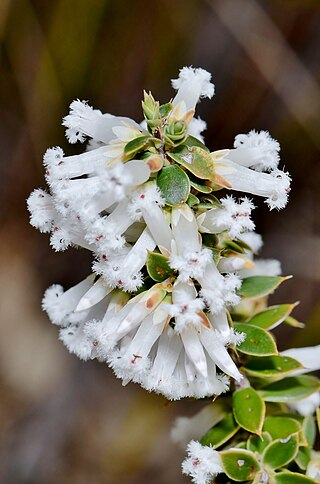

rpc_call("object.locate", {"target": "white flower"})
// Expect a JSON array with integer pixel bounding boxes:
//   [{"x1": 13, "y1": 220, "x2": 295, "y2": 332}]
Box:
[
  {"x1": 239, "y1": 259, "x2": 282, "y2": 278},
  {"x1": 288, "y1": 393, "x2": 320, "y2": 417},
  {"x1": 182, "y1": 440, "x2": 223, "y2": 484},
  {"x1": 172, "y1": 67, "x2": 215, "y2": 111},
  {"x1": 188, "y1": 116, "x2": 207, "y2": 142},
  {"x1": 62, "y1": 99, "x2": 141, "y2": 144},
  {"x1": 214, "y1": 155, "x2": 291, "y2": 210},
  {"x1": 197, "y1": 195, "x2": 255, "y2": 238},
  {"x1": 27, "y1": 189, "x2": 57, "y2": 233},
  {"x1": 238, "y1": 231, "x2": 263, "y2": 253},
  {"x1": 229, "y1": 130, "x2": 280, "y2": 172}
]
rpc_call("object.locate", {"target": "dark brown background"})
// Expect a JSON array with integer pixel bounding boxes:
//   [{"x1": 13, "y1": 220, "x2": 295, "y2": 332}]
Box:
[{"x1": 0, "y1": 0, "x2": 319, "y2": 482}]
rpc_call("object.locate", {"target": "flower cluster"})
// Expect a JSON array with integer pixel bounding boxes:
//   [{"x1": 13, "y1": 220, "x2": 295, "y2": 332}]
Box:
[{"x1": 28, "y1": 67, "x2": 291, "y2": 401}]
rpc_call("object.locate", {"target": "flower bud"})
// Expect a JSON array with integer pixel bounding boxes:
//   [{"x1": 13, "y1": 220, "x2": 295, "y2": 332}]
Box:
[{"x1": 164, "y1": 120, "x2": 187, "y2": 146}]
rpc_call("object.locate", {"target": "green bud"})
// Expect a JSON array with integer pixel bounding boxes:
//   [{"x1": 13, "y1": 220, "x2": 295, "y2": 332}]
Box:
[
  {"x1": 142, "y1": 90, "x2": 160, "y2": 121},
  {"x1": 164, "y1": 120, "x2": 187, "y2": 147}
]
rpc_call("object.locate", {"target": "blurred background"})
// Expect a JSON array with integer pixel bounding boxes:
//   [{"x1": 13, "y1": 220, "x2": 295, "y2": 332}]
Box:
[{"x1": 0, "y1": 0, "x2": 320, "y2": 482}]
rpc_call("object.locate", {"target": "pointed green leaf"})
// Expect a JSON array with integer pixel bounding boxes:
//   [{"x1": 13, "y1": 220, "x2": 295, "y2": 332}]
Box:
[
  {"x1": 259, "y1": 376, "x2": 320, "y2": 403},
  {"x1": 284, "y1": 315, "x2": 305, "y2": 328},
  {"x1": 274, "y1": 472, "x2": 315, "y2": 483},
  {"x1": 242, "y1": 355, "x2": 303, "y2": 379},
  {"x1": 168, "y1": 146, "x2": 215, "y2": 180},
  {"x1": 263, "y1": 416, "x2": 302, "y2": 440},
  {"x1": 200, "y1": 413, "x2": 239, "y2": 449},
  {"x1": 159, "y1": 102, "x2": 173, "y2": 118},
  {"x1": 233, "y1": 387, "x2": 265, "y2": 435},
  {"x1": 295, "y1": 447, "x2": 311, "y2": 470},
  {"x1": 247, "y1": 432, "x2": 272, "y2": 454},
  {"x1": 302, "y1": 414, "x2": 316, "y2": 447},
  {"x1": 316, "y1": 407, "x2": 320, "y2": 433},
  {"x1": 156, "y1": 165, "x2": 190, "y2": 207},
  {"x1": 222, "y1": 239, "x2": 246, "y2": 254},
  {"x1": 123, "y1": 135, "x2": 151, "y2": 160},
  {"x1": 237, "y1": 276, "x2": 290, "y2": 299},
  {"x1": 189, "y1": 179, "x2": 212, "y2": 193},
  {"x1": 186, "y1": 193, "x2": 200, "y2": 207},
  {"x1": 233, "y1": 323, "x2": 278, "y2": 357},
  {"x1": 247, "y1": 304, "x2": 298, "y2": 330},
  {"x1": 220, "y1": 449, "x2": 260, "y2": 482},
  {"x1": 146, "y1": 251, "x2": 174, "y2": 282},
  {"x1": 262, "y1": 433, "x2": 299, "y2": 470},
  {"x1": 184, "y1": 135, "x2": 209, "y2": 152}
]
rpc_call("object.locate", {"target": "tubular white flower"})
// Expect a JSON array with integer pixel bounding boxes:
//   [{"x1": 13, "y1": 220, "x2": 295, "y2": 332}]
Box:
[
  {"x1": 197, "y1": 195, "x2": 255, "y2": 238},
  {"x1": 228, "y1": 130, "x2": 280, "y2": 172},
  {"x1": 239, "y1": 258, "x2": 282, "y2": 278},
  {"x1": 62, "y1": 99, "x2": 141, "y2": 144},
  {"x1": 199, "y1": 263, "x2": 241, "y2": 314},
  {"x1": 281, "y1": 345, "x2": 320, "y2": 374},
  {"x1": 172, "y1": 67, "x2": 215, "y2": 111},
  {"x1": 238, "y1": 231, "x2": 263, "y2": 253},
  {"x1": 182, "y1": 440, "x2": 223, "y2": 484},
  {"x1": 128, "y1": 183, "x2": 173, "y2": 252},
  {"x1": 215, "y1": 156, "x2": 291, "y2": 210},
  {"x1": 288, "y1": 393, "x2": 320, "y2": 416}
]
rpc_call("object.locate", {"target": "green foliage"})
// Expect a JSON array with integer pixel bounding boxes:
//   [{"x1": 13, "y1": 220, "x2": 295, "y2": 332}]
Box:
[
  {"x1": 237, "y1": 276, "x2": 289, "y2": 299},
  {"x1": 146, "y1": 251, "x2": 174, "y2": 282},
  {"x1": 156, "y1": 165, "x2": 190, "y2": 207},
  {"x1": 220, "y1": 449, "x2": 261, "y2": 481},
  {"x1": 232, "y1": 387, "x2": 265, "y2": 435},
  {"x1": 233, "y1": 323, "x2": 278, "y2": 356},
  {"x1": 200, "y1": 413, "x2": 239, "y2": 449},
  {"x1": 259, "y1": 376, "x2": 320, "y2": 403}
]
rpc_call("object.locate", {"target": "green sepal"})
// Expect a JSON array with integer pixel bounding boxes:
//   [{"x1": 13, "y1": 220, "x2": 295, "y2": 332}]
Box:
[
  {"x1": 247, "y1": 303, "x2": 298, "y2": 330},
  {"x1": 259, "y1": 376, "x2": 320, "y2": 403},
  {"x1": 220, "y1": 449, "x2": 261, "y2": 482},
  {"x1": 241, "y1": 355, "x2": 303, "y2": 379},
  {"x1": 233, "y1": 387, "x2": 265, "y2": 435},
  {"x1": 263, "y1": 416, "x2": 302, "y2": 440},
  {"x1": 123, "y1": 135, "x2": 151, "y2": 160},
  {"x1": 156, "y1": 164, "x2": 190, "y2": 207},
  {"x1": 237, "y1": 276, "x2": 290, "y2": 299},
  {"x1": 200, "y1": 413, "x2": 239, "y2": 449},
  {"x1": 184, "y1": 135, "x2": 209, "y2": 152},
  {"x1": 262, "y1": 433, "x2": 299, "y2": 470},
  {"x1": 233, "y1": 323, "x2": 278, "y2": 357},
  {"x1": 146, "y1": 251, "x2": 174, "y2": 282},
  {"x1": 247, "y1": 432, "x2": 272, "y2": 454},
  {"x1": 274, "y1": 472, "x2": 316, "y2": 483}
]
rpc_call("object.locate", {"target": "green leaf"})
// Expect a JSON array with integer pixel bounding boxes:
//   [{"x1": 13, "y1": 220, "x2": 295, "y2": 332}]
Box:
[
  {"x1": 233, "y1": 323, "x2": 278, "y2": 357},
  {"x1": 200, "y1": 413, "x2": 239, "y2": 449},
  {"x1": 295, "y1": 447, "x2": 311, "y2": 470},
  {"x1": 123, "y1": 135, "x2": 151, "y2": 160},
  {"x1": 237, "y1": 276, "x2": 290, "y2": 299},
  {"x1": 156, "y1": 165, "x2": 190, "y2": 207},
  {"x1": 189, "y1": 179, "x2": 212, "y2": 193},
  {"x1": 302, "y1": 414, "x2": 316, "y2": 447},
  {"x1": 259, "y1": 376, "x2": 320, "y2": 403},
  {"x1": 262, "y1": 433, "x2": 299, "y2": 470},
  {"x1": 186, "y1": 193, "x2": 200, "y2": 207},
  {"x1": 146, "y1": 252, "x2": 174, "y2": 282},
  {"x1": 242, "y1": 355, "x2": 303, "y2": 379},
  {"x1": 222, "y1": 239, "x2": 246, "y2": 254},
  {"x1": 233, "y1": 387, "x2": 265, "y2": 435},
  {"x1": 284, "y1": 315, "x2": 305, "y2": 328},
  {"x1": 168, "y1": 146, "x2": 216, "y2": 180},
  {"x1": 184, "y1": 135, "x2": 209, "y2": 152},
  {"x1": 159, "y1": 102, "x2": 173, "y2": 118},
  {"x1": 220, "y1": 449, "x2": 260, "y2": 482},
  {"x1": 247, "y1": 432, "x2": 272, "y2": 454},
  {"x1": 247, "y1": 303, "x2": 298, "y2": 330},
  {"x1": 274, "y1": 472, "x2": 316, "y2": 483},
  {"x1": 263, "y1": 416, "x2": 302, "y2": 440},
  {"x1": 316, "y1": 407, "x2": 320, "y2": 433}
]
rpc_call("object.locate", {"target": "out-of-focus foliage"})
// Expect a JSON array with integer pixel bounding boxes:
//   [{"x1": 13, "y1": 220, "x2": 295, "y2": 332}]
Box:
[{"x1": 0, "y1": 0, "x2": 319, "y2": 482}]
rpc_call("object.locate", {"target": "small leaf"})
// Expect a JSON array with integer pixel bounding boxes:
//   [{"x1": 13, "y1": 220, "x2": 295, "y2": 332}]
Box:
[
  {"x1": 168, "y1": 145, "x2": 216, "y2": 180},
  {"x1": 222, "y1": 239, "x2": 246, "y2": 254},
  {"x1": 184, "y1": 135, "x2": 209, "y2": 152},
  {"x1": 262, "y1": 433, "x2": 299, "y2": 470},
  {"x1": 247, "y1": 432, "x2": 272, "y2": 454},
  {"x1": 233, "y1": 387, "x2": 265, "y2": 435},
  {"x1": 302, "y1": 414, "x2": 316, "y2": 447},
  {"x1": 316, "y1": 407, "x2": 320, "y2": 433},
  {"x1": 242, "y1": 355, "x2": 303, "y2": 379},
  {"x1": 274, "y1": 472, "x2": 315, "y2": 483},
  {"x1": 200, "y1": 413, "x2": 239, "y2": 449},
  {"x1": 146, "y1": 252, "x2": 174, "y2": 282},
  {"x1": 156, "y1": 165, "x2": 190, "y2": 207},
  {"x1": 220, "y1": 449, "x2": 260, "y2": 482},
  {"x1": 189, "y1": 179, "x2": 212, "y2": 193},
  {"x1": 263, "y1": 416, "x2": 302, "y2": 440},
  {"x1": 259, "y1": 376, "x2": 320, "y2": 403},
  {"x1": 233, "y1": 323, "x2": 278, "y2": 357},
  {"x1": 237, "y1": 276, "x2": 290, "y2": 299},
  {"x1": 159, "y1": 102, "x2": 173, "y2": 118},
  {"x1": 123, "y1": 135, "x2": 151, "y2": 160},
  {"x1": 247, "y1": 303, "x2": 298, "y2": 330},
  {"x1": 284, "y1": 315, "x2": 305, "y2": 328},
  {"x1": 186, "y1": 193, "x2": 200, "y2": 207},
  {"x1": 295, "y1": 447, "x2": 311, "y2": 470}
]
